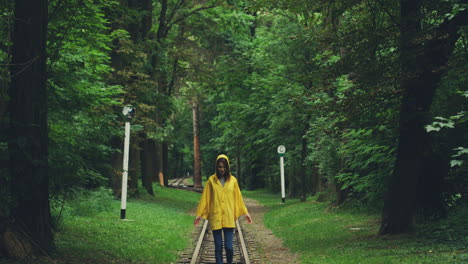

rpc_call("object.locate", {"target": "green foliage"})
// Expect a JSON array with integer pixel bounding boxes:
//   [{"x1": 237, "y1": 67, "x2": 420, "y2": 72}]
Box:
[
  {"x1": 46, "y1": 0, "x2": 124, "y2": 195},
  {"x1": 426, "y1": 91, "x2": 468, "y2": 168},
  {"x1": 417, "y1": 204, "x2": 468, "y2": 244},
  {"x1": 336, "y1": 128, "x2": 395, "y2": 206}
]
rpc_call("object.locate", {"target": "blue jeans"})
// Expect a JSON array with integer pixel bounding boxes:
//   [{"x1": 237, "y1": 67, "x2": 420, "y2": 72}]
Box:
[{"x1": 212, "y1": 228, "x2": 234, "y2": 264}]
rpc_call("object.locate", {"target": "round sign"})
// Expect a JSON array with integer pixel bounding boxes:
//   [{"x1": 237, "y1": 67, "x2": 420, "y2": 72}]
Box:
[
  {"x1": 122, "y1": 105, "x2": 136, "y2": 120},
  {"x1": 277, "y1": 145, "x2": 286, "y2": 154}
]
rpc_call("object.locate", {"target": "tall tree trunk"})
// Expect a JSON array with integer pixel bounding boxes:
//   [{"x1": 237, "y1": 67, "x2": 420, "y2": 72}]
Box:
[
  {"x1": 380, "y1": 1, "x2": 467, "y2": 235},
  {"x1": 336, "y1": 158, "x2": 346, "y2": 204},
  {"x1": 8, "y1": 0, "x2": 53, "y2": 253},
  {"x1": 310, "y1": 165, "x2": 320, "y2": 196},
  {"x1": 417, "y1": 143, "x2": 449, "y2": 218},
  {"x1": 128, "y1": 0, "x2": 152, "y2": 41},
  {"x1": 128, "y1": 138, "x2": 140, "y2": 196},
  {"x1": 140, "y1": 138, "x2": 154, "y2": 195},
  {"x1": 173, "y1": 149, "x2": 185, "y2": 180},
  {"x1": 380, "y1": 0, "x2": 425, "y2": 234},
  {"x1": 162, "y1": 142, "x2": 169, "y2": 186},
  {"x1": 173, "y1": 150, "x2": 179, "y2": 180},
  {"x1": 299, "y1": 133, "x2": 307, "y2": 202},
  {"x1": 154, "y1": 141, "x2": 163, "y2": 182},
  {"x1": 193, "y1": 102, "x2": 202, "y2": 188},
  {"x1": 110, "y1": 136, "x2": 123, "y2": 196},
  {"x1": 236, "y1": 153, "x2": 241, "y2": 186}
]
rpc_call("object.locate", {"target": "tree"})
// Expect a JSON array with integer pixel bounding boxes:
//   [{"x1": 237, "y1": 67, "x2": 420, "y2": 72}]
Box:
[
  {"x1": 8, "y1": 0, "x2": 53, "y2": 255},
  {"x1": 193, "y1": 101, "x2": 202, "y2": 188},
  {"x1": 380, "y1": 0, "x2": 467, "y2": 235}
]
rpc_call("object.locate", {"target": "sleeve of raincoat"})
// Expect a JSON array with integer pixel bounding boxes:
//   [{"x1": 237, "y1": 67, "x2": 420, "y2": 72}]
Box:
[
  {"x1": 196, "y1": 179, "x2": 212, "y2": 220},
  {"x1": 233, "y1": 179, "x2": 248, "y2": 219}
]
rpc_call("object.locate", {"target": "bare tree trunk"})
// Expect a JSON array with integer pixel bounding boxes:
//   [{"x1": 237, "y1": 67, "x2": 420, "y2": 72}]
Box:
[
  {"x1": 193, "y1": 102, "x2": 202, "y2": 188},
  {"x1": 8, "y1": 0, "x2": 53, "y2": 254}
]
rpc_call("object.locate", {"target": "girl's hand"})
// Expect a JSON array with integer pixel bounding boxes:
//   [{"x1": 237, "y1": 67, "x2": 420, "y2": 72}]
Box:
[
  {"x1": 244, "y1": 213, "x2": 253, "y2": 224},
  {"x1": 194, "y1": 216, "x2": 202, "y2": 227}
]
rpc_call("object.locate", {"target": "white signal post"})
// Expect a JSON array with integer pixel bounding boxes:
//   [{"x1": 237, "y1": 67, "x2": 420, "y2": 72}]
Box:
[
  {"x1": 121, "y1": 106, "x2": 135, "y2": 220},
  {"x1": 277, "y1": 145, "x2": 286, "y2": 203}
]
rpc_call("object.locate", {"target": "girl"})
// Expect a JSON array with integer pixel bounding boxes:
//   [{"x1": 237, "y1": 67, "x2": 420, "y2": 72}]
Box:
[{"x1": 194, "y1": 154, "x2": 252, "y2": 264}]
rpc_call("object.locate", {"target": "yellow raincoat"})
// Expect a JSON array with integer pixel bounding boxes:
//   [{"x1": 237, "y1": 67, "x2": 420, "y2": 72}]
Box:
[{"x1": 195, "y1": 154, "x2": 249, "y2": 230}]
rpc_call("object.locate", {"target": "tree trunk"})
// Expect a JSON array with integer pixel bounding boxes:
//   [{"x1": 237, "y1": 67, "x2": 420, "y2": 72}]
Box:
[
  {"x1": 380, "y1": 1, "x2": 467, "y2": 235},
  {"x1": 174, "y1": 148, "x2": 185, "y2": 180},
  {"x1": 128, "y1": 137, "x2": 140, "y2": 196},
  {"x1": 8, "y1": 0, "x2": 53, "y2": 254},
  {"x1": 417, "y1": 143, "x2": 449, "y2": 218},
  {"x1": 140, "y1": 138, "x2": 154, "y2": 195},
  {"x1": 162, "y1": 142, "x2": 169, "y2": 186},
  {"x1": 153, "y1": 141, "x2": 162, "y2": 186},
  {"x1": 288, "y1": 166, "x2": 299, "y2": 198},
  {"x1": 110, "y1": 136, "x2": 123, "y2": 197},
  {"x1": 236, "y1": 153, "x2": 241, "y2": 186},
  {"x1": 128, "y1": 0, "x2": 152, "y2": 41},
  {"x1": 299, "y1": 134, "x2": 307, "y2": 202},
  {"x1": 193, "y1": 102, "x2": 202, "y2": 188},
  {"x1": 156, "y1": 142, "x2": 164, "y2": 185},
  {"x1": 310, "y1": 165, "x2": 320, "y2": 196},
  {"x1": 336, "y1": 158, "x2": 347, "y2": 204}
]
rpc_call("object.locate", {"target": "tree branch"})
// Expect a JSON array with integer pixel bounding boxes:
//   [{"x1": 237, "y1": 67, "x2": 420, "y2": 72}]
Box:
[
  {"x1": 166, "y1": 5, "x2": 217, "y2": 35},
  {"x1": 48, "y1": 0, "x2": 66, "y2": 22},
  {"x1": 423, "y1": 8, "x2": 468, "y2": 73},
  {"x1": 374, "y1": 0, "x2": 400, "y2": 28},
  {"x1": 166, "y1": 0, "x2": 185, "y2": 28}
]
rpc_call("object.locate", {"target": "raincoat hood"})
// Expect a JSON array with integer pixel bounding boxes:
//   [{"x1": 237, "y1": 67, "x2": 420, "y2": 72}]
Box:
[{"x1": 215, "y1": 154, "x2": 231, "y2": 175}]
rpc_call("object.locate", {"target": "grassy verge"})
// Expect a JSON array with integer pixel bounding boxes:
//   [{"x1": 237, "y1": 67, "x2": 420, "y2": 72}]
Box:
[
  {"x1": 0, "y1": 185, "x2": 201, "y2": 264},
  {"x1": 55, "y1": 185, "x2": 201, "y2": 264},
  {"x1": 243, "y1": 190, "x2": 467, "y2": 264}
]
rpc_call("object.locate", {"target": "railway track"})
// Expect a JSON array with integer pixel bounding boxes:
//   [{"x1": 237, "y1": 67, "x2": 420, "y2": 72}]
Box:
[
  {"x1": 169, "y1": 177, "x2": 188, "y2": 187},
  {"x1": 168, "y1": 177, "x2": 203, "y2": 193},
  {"x1": 179, "y1": 219, "x2": 251, "y2": 264}
]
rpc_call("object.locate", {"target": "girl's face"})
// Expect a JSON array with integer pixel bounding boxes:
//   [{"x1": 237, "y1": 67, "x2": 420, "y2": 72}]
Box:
[{"x1": 217, "y1": 162, "x2": 227, "y2": 177}]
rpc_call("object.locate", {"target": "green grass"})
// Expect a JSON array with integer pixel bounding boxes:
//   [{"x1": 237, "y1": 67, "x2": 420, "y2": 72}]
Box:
[
  {"x1": 0, "y1": 185, "x2": 201, "y2": 264},
  {"x1": 243, "y1": 190, "x2": 468, "y2": 264},
  {"x1": 2, "y1": 187, "x2": 466, "y2": 264}
]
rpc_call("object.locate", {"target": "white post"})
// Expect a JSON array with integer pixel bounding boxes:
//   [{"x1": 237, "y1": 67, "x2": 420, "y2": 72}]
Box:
[
  {"x1": 121, "y1": 121, "x2": 131, "y2": 219},
  {"x1": 277, "y1": 145, "x2": 286, "y2": 203},
  {"x1": 280, "y1": 156, "x2": 285, "y2": 203}
]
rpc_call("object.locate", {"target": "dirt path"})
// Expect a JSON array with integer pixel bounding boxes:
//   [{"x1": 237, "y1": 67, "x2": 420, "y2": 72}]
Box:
[{"x1": 241, "y1": 198, "x2": 300, "y2": 264}]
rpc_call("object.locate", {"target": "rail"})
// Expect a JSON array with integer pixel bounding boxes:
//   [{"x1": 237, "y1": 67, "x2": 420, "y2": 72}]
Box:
[{"x1": 187, "y1": 219, "x2": 250, "y2": 264}]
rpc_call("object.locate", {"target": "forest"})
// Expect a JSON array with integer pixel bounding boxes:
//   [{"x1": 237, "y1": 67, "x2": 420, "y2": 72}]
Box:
[{"x1": 0, "y1": 0, "x2": 467, "y2": 262}]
